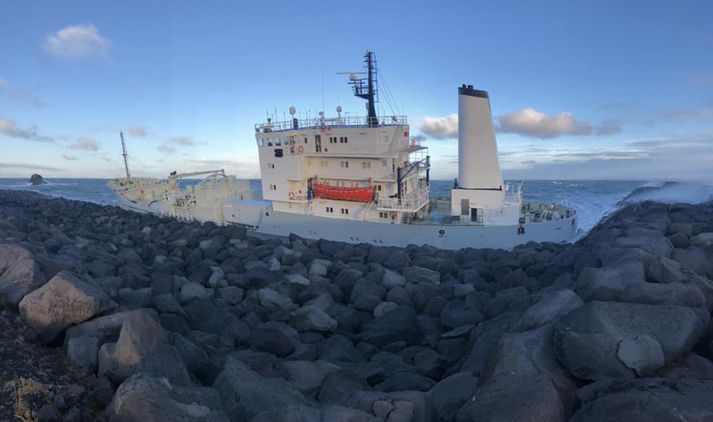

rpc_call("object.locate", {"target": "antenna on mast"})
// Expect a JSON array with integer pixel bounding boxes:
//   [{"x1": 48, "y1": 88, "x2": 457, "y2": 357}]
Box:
[
  {"x1": 120, "y1": 131, "x2": 131, "y2": 179},
  {"x1": 338, "y1": 51, "x2": 378, "y2": 126}
]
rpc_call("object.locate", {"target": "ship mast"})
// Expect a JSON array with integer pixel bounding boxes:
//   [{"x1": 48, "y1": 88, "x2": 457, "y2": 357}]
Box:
[
  {"x1": 120, "y1": 131, "x2": 131, "y2": 179},
  {"x1": 348, "y1": 51, "x2": 379, "y2": 127}
]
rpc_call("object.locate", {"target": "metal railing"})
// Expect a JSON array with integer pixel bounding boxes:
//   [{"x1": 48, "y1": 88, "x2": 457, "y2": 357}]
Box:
[
  {"x1": 377, "y1": 188, "x2": 430, "y2": 211},
  {"x1": 255, "y1": 115, "x2": 408, "y2": 133}
]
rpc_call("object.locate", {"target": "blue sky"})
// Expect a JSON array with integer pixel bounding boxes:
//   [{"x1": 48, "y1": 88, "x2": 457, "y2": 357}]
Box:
[{"x1": 1, "y1": 0, "x2": 713, "y2": 180}]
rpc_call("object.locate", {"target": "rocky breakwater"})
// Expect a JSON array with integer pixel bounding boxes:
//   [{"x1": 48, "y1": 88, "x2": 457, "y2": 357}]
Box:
[{"x1": 2, "y1": 188, "x2": 713, "y2": 421}]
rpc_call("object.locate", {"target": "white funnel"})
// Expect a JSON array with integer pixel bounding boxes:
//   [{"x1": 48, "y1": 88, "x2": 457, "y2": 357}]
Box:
[{"x1": 458, "y1": 85, "x2": 502, "y2": 190}]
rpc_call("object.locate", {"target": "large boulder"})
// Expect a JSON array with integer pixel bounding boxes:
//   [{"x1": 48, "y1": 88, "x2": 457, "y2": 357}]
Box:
[
  {"x1": 19, "y1": 270, "x2": 116, "y2": 342},
  {"x1": 358, "y1": 306, "x2": 421, "y2": 347},
  {"x1": 571, "y1": 378, "x2": 713, "y2": 421},
  {"x1": 98, "y1": 309, "x2": 190, "y2": 385},
  {"x1": 554, "y1": 301, "x2": 710, "y2": 380},
  {"x1": 428, "y1": 372, "x2": 478, "y2": 422},
  {"x1": 576, "y1": 262, "x2": 706, "y2": 307},
  {"x1": 251, "y1": 405, "x2": 377, "y2": 422},
  {"x1": 213, "y1": 358, "x2": 313, "y2": 421},
  {"x1": 29, "y1": 173, "x2": 46, "y2": 185},
  {"x1": 340, "y1": 390, "x2": 431, "y2": 422},
  {"x1": 456, "y1": 375, "x2": 567, "y2": 422},
  {"x1": 290, "y1": 306, "x2": 338, "y2": 333},
  {"x1": 107, "y1": 375, "x2": 230, "y2": 421},
  {"x1": 516, "y1": 289, "x2": 584, "y2": 331},
  {"x1": 0, "y1": 244, "x2": 46, "y2": 306}
]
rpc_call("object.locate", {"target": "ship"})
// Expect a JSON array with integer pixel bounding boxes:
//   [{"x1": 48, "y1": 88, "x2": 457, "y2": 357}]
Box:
[{"x1": 110, "y1": 51, "x2": 577, "y2": 250}]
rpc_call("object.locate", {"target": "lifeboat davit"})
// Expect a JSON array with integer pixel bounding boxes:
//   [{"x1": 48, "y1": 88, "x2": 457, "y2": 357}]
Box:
[{"x1": 312, "y1": 183, "x2": 375, "y2": 203}]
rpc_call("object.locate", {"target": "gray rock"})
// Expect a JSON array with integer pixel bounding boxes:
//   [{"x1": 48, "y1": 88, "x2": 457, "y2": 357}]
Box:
[
  {"x1": 213, "y1": 358, "x2": 313, "y2": 421},
  {"x1": 429, "y1": 372, "x2": 478, "y2": 422},
  {"x1": 19, "y1": 270, "x2": 116, "y2": 342},
  {"x1": 359, "y1": 306, "x2": 421, "y2": 347},
  {"x1": 481, "y1": 324, "x2": 576, "y2": 406},
  {"x1": 286, "y1": 273, "x2": 311, "y2": 286},
  {"x1": 571, "y1": 378, "x2": 713, "y2": 422},
  {"x1": 252, "y1": 405, "x2": 377, "y2": 422},
  {"x1": 440, "y1": 299, "x2": 484, "y2": 330},
  {"x1": 108, "y1": 374, "x2": 229, "y2": 421},
  {"x1": 403, "y1": 266, "x2": 441, "y2": 285},
  {"x1": 179, "y1": 282, "x2": 212, "y2": 303},
  {"x1": 118, "y1": 287, "x2": 152, "y2": 309},
  {"x1": 318, "y1": 335, "x2": 365, "y2": 365},
  {"x1": 341, "y1": 390, "x2": 431, "y2": 422},
  {"x1": 382, "y1": 269, "x2": 406, "y2": 289},
  {"x1": 64, "y1": 308, "x2": 154, "y2": 345},
  {"x1": 258, "y1": 287, "x2": 293, "y2": 311},
  {"x1": 554, "y1": 300, "x2": 710, "y2": 381},
  {"x1": 98, "y1": 309, "x2": 190, "y2": 385},
  {"x1": 290, "y1": 306, "x2": 337, "y2": 333},
  {"x1": 217, "y1": 286, "x2": 243, "y2": 305},
  {"x1": 66, "y1": 336, "x2": 99, "y2": 371},
  {"x1": 690, "y1": 232, "x2": 713, "y2": 247},
  {"x1": 252, "y1": 322, "x2": 300, "y2": 357},
  {"x1": 375, "y1": 371, "x2": 436, "y2": 392},
  {"x1": 283, "y1": 360, "x2": 340, "y2": 397},
  {"x1": 0, "y1": 244, "x2": 46, "y2": 306},
  {"x1": 373, "y1": 301, "x2": 399, "y2": 318},
  {"x1": 457, "y1": 375, "x2": 566, "y2": 422},
  {"x1": 516, "y1": 289, "x2": 584, "y2": 331},
  {"x1": 576, "y1": 261, "x2": 706, "y2": 307},
  {"x1": 617, "y1": 334, "x2": 665, "y2": 376},
  {"x1": 318, "y1": 370, "x2": 368, "y2": 405},
  {"x1": 153, "y1": 293, "x2": 185, "y2": 315}
]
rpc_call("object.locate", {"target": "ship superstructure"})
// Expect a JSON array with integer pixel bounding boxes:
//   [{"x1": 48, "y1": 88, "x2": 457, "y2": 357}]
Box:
[{"x1": 110, "y1": 51, "x2": 577, "y2": 250}]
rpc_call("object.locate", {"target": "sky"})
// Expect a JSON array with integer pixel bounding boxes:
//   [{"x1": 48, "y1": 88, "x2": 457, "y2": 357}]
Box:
[{"x1": 1, "y1": 0, "x2": 713, "y2": 181}]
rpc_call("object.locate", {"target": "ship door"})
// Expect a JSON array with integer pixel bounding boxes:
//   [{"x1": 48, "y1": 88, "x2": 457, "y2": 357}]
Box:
[
  {"x1": 315, "y1": 135, "x2": 322, "y2": 153},
  {"x1": 470, "y1": 208, "x2": 479, "y2": 223},
  {"x1": 460, "y1": 199, "x2": 469, "y2": 215}
]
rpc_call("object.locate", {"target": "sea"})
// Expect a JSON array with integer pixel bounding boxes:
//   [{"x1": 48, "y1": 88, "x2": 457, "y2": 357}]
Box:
[{"x1": 1, "y1": 178, "x2": 712, "y2": 238}]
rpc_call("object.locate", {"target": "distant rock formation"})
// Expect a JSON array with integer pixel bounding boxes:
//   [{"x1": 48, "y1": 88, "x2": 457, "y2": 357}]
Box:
[{"x1": 29, "y1": 173, "x2": 46, "y2": 185}]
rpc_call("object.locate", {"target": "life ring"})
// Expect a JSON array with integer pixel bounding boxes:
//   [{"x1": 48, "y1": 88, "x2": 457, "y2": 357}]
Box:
[
  {"x1": 288, "y1": 191, "x2": 296, "y2": 200},
  {"x1": 290, "y1": 146, "x2": 295, "y2": 154},
  {"x1": 298, "y1": 145, "x2": 304, "y2": 153}
]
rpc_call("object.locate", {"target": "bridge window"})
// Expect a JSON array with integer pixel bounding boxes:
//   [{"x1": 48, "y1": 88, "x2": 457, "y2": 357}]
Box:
[
  {"x1": 267, "y1": 138, "x2": 273, "y2": 146},
  {"x1": 258, "y1": 138, "x2": 265, "y2": 146},
  {"x1": 361, "y1": 161, "x2": 371, "y2": 169},
  {"x1": 275, "y1": 137, "x2": 282, "y2": 146},
  {"x1": 340, "y1": 161, "x2": 349, "y2": 168},
  {"x1": 379, "y1": 212, "x2": 388, "y2": 219},
  {"x1": 340, "y1": 208, "x2": 349, "y2": 215},
  {"x1": 325, "y1": 206, "x2": 334, "y2": 213},
  {"x1": 269, "y1": 184, "x2": 277, "y2": 191}
]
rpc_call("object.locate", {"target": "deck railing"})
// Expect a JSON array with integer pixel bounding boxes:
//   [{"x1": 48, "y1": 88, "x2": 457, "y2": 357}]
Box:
[
  {"x1": 256, "y1": 115, "x2": 407, "y2": 133},
  {"x1": 377, "y1": 188, "x2": 430, "y2": 211}
]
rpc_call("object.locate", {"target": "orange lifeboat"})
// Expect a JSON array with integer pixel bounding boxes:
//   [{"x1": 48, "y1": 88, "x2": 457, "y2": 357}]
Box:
[{"x1": 312, "y1": 183, "x2": 375, "y2": 203}]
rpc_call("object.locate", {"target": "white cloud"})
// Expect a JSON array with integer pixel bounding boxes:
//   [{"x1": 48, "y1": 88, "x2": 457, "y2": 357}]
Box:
[
  {"x1": 595, "y1": 120, "x2": 622, "y2": 136},
  {"x1": 62, "y1": 154, "x2": 78, "y2": 161},
  {"x1": 420, "y1": 114, "x2": 458, "y2": 139},
  {"x1": 126, "y1": 126, "x2": 147, "y2": 138},
  {"x1": 158, "y1": 145, "x2": 176, "y2": 154},
  {"x1": 0, "y1": 77, "x2": 47, "y2": 106},
  {"x1": 0, "y1": 117, "x2": 53, "y2": 141},
  {"x1": 44, "y1": 24, "x2": 111, "y2": 59},
  {"x1": 498, "y1": 108, "x2": 592, "y2": 139},
  {"x1": 169, "y1": 136, "x2": 198, "y2": 146},
  {"x1": 0, "y1": 162, "x2": 63, "y2": 171},
  {"x1": 69, "y1": 137, "x2": 99, "y2": 151}
]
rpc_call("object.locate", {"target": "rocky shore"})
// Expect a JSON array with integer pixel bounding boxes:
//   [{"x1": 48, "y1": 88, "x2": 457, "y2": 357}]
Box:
[{"x1": 2, "y1": 188, "x2": 713, "y2": 421}]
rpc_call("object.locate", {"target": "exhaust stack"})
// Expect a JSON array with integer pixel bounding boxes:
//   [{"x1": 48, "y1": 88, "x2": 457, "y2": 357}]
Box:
[{"x1": 457, "y1": 85, "x2": 502, "y2": 190}]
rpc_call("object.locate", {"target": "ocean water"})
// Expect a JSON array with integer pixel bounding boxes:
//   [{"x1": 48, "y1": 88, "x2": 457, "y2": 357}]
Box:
[{"x1": 1, "y1": 178, "x2": 711, "y2": 237}]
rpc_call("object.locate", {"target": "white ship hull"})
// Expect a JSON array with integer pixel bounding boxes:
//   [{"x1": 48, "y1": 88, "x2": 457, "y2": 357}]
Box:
[{"x1": 255, "y1": 208, "x2": 577, "y2": 250}]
